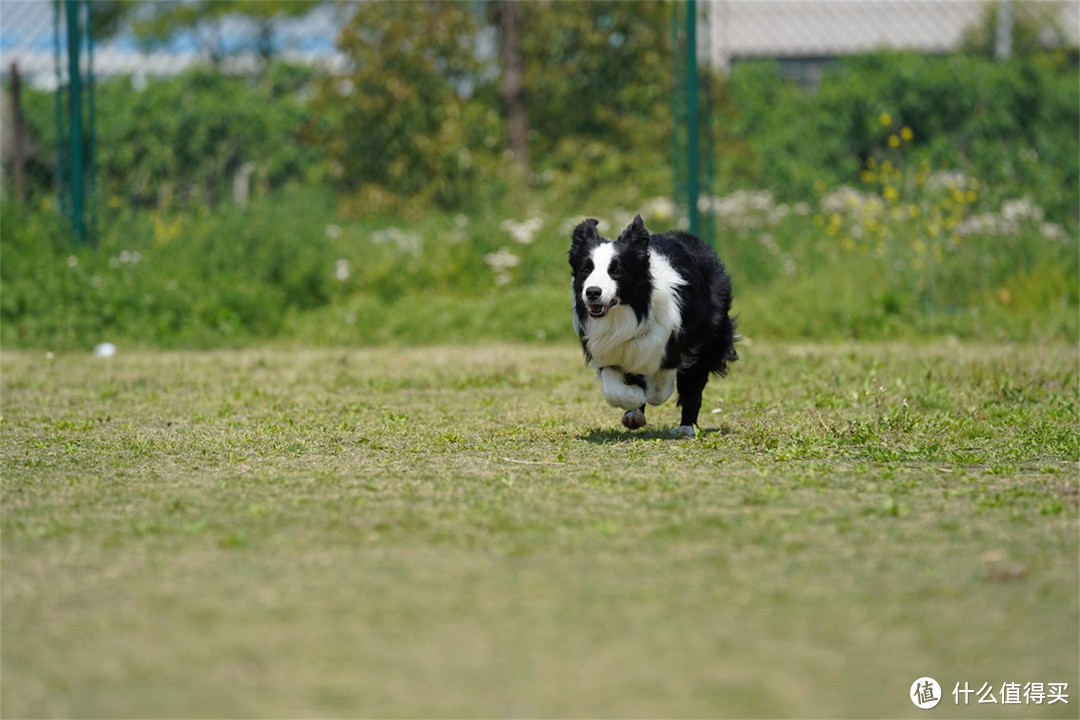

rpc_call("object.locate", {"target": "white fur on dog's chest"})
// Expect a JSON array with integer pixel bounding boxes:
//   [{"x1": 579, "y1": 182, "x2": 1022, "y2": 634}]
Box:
[
  {"x1": 582, "y1": 250, "x2": 685, "y2": 376},
  {"x1": 584, "y1": 309, "x2": 671, "y2": 375}
]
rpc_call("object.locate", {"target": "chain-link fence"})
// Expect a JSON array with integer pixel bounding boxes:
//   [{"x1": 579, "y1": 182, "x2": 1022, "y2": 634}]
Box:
[{"x1": 2, "y1": 0, "x2": 1078, "y2": 226}]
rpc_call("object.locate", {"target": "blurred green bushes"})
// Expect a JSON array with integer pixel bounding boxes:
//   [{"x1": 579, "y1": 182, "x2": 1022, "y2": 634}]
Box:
[
  {"x1": 724, "y1": 52, "x2": 1079, "y2": 223},
  {"x1": 2, "y1": 1, "x2": 1077, "y2": 349}
]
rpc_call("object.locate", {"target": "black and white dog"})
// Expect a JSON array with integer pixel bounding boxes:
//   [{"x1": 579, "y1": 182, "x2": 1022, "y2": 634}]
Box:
[{"x1": 569, "y1": 214, "x2": 738, "y2": 437}]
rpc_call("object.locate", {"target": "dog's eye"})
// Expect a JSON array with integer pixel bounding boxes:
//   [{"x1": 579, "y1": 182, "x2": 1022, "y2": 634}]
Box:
[
  {"x1": 582, "y1": 260, "x2": 594, "y2": 273},
  {"x1": 609, "y1": 261, "x2": 622, "y2": 278}
]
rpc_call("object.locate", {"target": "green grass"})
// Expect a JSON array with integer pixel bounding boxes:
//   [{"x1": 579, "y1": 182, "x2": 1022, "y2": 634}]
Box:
[{"x1": 2, "y1": 340, "x2": 1077, "y2": 717}]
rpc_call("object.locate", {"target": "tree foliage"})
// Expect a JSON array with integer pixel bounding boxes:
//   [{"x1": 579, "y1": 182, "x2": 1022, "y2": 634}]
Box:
[
  {"x1": 307, "y1": 0, "x2": 676, "y2": 214},
  {"x1": 307, "y1": 1, "x2": 503, "y2": 215},
  {"x1": 94, "y1": 0, "x2": 325, "y2": 66},
  {"x1": 959, "y1": 0, "x2": 1076, "y2": 60}
]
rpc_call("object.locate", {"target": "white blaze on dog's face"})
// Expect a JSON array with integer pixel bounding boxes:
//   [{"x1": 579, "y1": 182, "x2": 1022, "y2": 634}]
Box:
[{"x1": 581, "y1": 242, "x2": 621, "y2": 318}]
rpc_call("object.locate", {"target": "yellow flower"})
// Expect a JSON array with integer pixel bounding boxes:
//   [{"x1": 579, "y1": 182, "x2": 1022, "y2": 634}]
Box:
[
  {"x1": 879, "y1": 112, "x2": 892, "y2": 127},
  {"x1": 965, "y1": 190, "x2": 977, "y2": 204},
  {"x1": 860, "y1": 170, "x2": 876, "y2": 184},
  {"x1": 900, "y1": 126, "x2": 914, "y2": 142},
  {"x1": 883, "y1": 185, "x2": 900, "y2": 202},
  {"x1": 107, "y1": 195, "x2": 122, "y2": 209},
  {"x1": 813, "y1": 179, "x2": 827, "y2": 193},
  {"x1": 908, "y1": 204, "x2": 921, "y2": 218},
  {"x1": 888, "y1": 134, "x2": 901, "y2": 148}
]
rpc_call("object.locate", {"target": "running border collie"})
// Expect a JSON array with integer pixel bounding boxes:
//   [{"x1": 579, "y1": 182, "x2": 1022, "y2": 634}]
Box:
[{"x1": 569, "y1": 214, "x2": 738, "y2": 437}]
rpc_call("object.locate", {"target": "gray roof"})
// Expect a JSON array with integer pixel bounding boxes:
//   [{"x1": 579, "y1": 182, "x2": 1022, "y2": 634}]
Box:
[{"x1": 706, "y1": 0, "x2": 1079, "y2": 68}]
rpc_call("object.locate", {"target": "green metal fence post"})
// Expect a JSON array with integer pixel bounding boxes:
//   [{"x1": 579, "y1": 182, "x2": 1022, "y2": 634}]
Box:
[
  {"x1": 85, "y1": 0, "x2": 97, "y2": 241},
  {"x1": 685, "y1": 0, "x2": 699, "y2": 238},
  {"x1": 53, "y1": 0, "x2": 65, "y2": 219},
  {"x1": 64, "y1": 0, "x2": 85, "y2": 242}
]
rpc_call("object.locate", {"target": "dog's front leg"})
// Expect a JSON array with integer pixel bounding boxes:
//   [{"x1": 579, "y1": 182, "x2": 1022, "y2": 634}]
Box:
[
  {"x1": 644, "y1": 369, "x2": 676, "y2": 407},
  {"x1": 599, "y1": 367, "x2": 648, "y2": 429}
]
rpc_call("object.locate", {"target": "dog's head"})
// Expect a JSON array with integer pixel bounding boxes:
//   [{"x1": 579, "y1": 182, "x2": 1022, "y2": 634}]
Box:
[{"x1": 569, "y1": 215, "x2": 650, "y2": 319}]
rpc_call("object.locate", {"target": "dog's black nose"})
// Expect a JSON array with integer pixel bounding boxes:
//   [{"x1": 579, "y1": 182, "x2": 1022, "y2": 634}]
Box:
[{"x1": 585, "y1": 286, "x2": 602, "y2": 302}]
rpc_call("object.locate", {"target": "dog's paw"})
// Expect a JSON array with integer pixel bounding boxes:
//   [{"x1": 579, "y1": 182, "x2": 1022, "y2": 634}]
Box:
[
  {"x1": 621, "y1": 409, "x2": 647, "y2": 430},
  {"x1": 672, "y1": 425, "x2": 697, "y2": 438}
]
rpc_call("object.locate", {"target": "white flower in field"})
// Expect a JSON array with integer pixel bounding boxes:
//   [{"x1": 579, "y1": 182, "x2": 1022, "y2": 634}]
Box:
[
  {"x1": 369, "y1": 227, "x2": 422, "y2": 256},
  {"x1": 708, "y1": 190, "x2": 780, "y2": 231},
  {"x1": 926, "y1": 170, "x2": 972, "y2": 193},
  {"x1": 454, "y1": 214, "x2": 470, "y2": 229},
  {"x1": 67, "y1": 255, "x2": 78, "y2": 268},
  {"x1": 758, "y1": 233, "x2": 780, "y2": 255},
  {"x1": 325, "y1": 224, "x2": 342, "y2": 240},
  {"x1": 93, "y1": 342, "x2": 116, "y2": 358},
  {"x1": 110, "y1": 250, "x2": 142, "y2": 268},
  {"x1": 500, "y1": 217, "x2": 543, "y2": 244},
  {"x1": 954, "y1": 212, "x2": 1002, "y2": 237},
  {"x1": 485, "y1": 247, "x2": 521, "y2": 286},
  {"x1": 484, "y1": 247, "x2": 520, "y2": 271},
  {"x1": 1001, "y1": 198, "x2": 1043, "y2": 224},
  {"x1": 641, "y1": 196, "x2": 676, "y2": 221},
  {"x1": 1040, "y1": 222, "x2": 1065, "y2": 241},
  {"x1": 782, "y1": 255, "x2": 797, "y2": 278},
  {"x1": 334, "y1": 259, "x2": 350, "y2": 282}
]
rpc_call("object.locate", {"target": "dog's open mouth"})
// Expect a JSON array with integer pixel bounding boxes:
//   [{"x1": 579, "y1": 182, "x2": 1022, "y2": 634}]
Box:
[{"x1": 588, "y1": 299, "x2": 619, "y2": 318}]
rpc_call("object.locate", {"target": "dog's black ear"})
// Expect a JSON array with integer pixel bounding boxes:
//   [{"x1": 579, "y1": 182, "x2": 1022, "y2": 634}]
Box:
[
  {"x1": 617, "y1": 214, "x2": 650, "y2": 248},
  {"x1": 569, "y1": 218, "x2": 600, "y2": 267},
  {"x1": 571, "y1": 218, "x2": 599, "y2": 246}
]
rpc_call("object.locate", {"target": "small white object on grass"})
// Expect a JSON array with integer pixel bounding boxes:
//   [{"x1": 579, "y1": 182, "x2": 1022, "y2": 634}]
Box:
[{"x1": 93, "y1": 342, "x2": 117, "y2": 358}]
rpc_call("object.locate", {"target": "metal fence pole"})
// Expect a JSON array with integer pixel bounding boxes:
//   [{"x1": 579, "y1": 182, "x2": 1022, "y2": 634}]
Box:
[
  {"x1": 685, "y1": 0, "x2": 700, "y2": 238},
  {"x1": 85, "y1": 0, "x2": 97, "y2": 240},
  {"x1": 53, "y1": 0, "x2": 65, "y2": 219},
  {"x1": 995, "y1": 0, "x2": 1013, "y2": 61},
  {"x1": 64, "y1": 0, "x2": 86, "y2": 242}
]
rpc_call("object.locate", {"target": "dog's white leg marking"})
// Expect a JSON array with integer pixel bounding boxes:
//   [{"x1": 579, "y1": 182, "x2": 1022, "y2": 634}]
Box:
[
  {"x1": 673, "y1": 425, "x2": 697, "y2": 438},
  {"x1": 600, "y1": 367, "x2": 646, "y2": 411},
  {"x1": 645, "y1": 369, "x2": 676, "y2": 406}
]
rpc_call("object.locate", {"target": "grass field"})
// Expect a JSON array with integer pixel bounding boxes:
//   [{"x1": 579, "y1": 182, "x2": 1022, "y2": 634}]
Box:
[{"x1": 2, "y1": 340, "x2": 1077, "y2": 718}]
